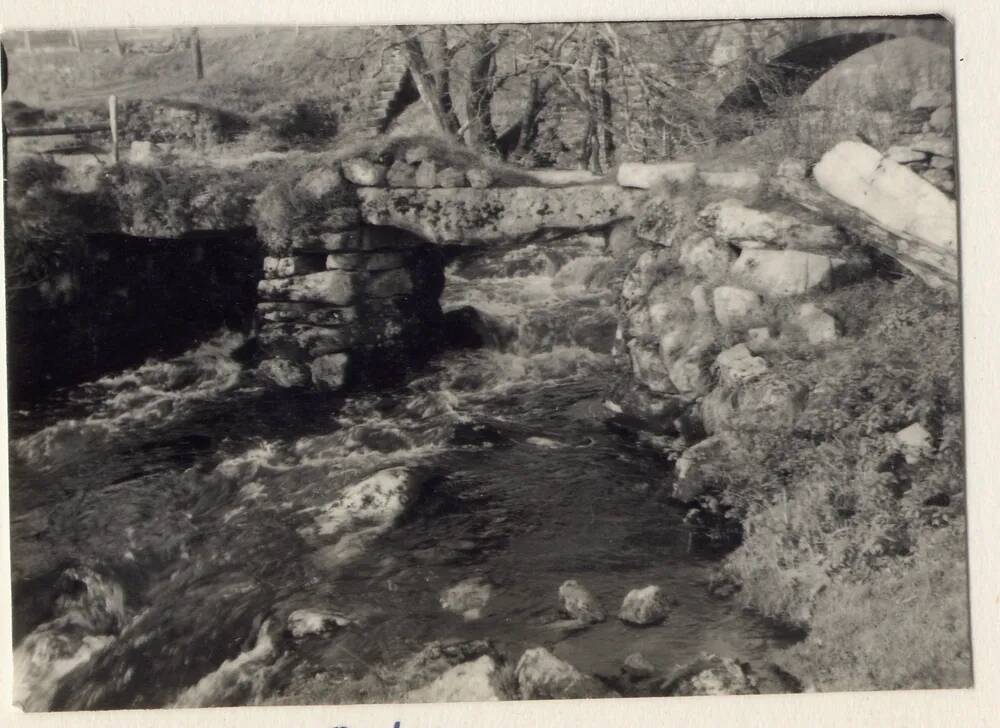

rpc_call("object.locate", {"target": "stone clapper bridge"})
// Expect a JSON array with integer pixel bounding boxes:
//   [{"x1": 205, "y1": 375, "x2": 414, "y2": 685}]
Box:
[{"x1": 253, "y1": 160, "x2": 647, "y2": 391}]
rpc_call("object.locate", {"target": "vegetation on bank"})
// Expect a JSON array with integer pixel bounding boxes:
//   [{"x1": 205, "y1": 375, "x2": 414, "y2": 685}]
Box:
[{"x1": 711, "y1": 277, "x2": 968, "y2": 689}]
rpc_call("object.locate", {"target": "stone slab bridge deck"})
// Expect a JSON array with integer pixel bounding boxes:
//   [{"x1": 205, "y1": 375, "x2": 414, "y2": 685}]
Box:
[{"x1": 250, "y1": 159, "x2": 651, "y2": 391}]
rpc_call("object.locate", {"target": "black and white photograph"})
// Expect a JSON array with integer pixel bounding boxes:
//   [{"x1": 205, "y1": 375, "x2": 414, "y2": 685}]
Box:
[{"x1": 0, "y1": 4, "x2": 984, "y2": 722}]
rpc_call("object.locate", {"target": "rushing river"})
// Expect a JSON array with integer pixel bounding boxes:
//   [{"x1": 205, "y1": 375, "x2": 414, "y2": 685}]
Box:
[{"x1": 8, "y1": 232, "x2": 795, "y2": 710}]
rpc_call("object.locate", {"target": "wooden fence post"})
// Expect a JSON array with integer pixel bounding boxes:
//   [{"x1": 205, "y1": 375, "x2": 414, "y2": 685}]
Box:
[
  {"x1": 71, "y1": 29, "x2": 82, "y2": 52},
  {"x1": 112, "y1": 29, "x2": 125, "y2": 57},
  {"x1": 192, "y1": 27, "x2": 204, "y2": 80},
  {"x1": 109, "y1": 94, "x2": 119, "y2": 163},
  {"x1": 23, "y1": 31, "x2": 32, "y2": 54}
]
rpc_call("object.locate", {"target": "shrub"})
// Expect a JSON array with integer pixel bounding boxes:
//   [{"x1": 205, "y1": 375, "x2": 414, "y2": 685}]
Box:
[{"x1": 256, "y1": 99, "x2": 339, "y2": 146}]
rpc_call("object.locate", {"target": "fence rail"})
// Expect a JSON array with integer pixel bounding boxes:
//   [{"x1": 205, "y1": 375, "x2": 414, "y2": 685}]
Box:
[
  {"x1": 5, "y1": 94, "x2": 119, "y2": 162},
  {"x1": 1, "y1": 26, "x2": 302, "y2": 54}
]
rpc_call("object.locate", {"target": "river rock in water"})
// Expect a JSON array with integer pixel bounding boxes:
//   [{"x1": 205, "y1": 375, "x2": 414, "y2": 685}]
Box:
[
  {"x1": 618, "y1": 585, "x2": 670, "y2": 626},
  {"x1": 622, "y1": 652, "x2": 657, "y2": 680},
  {"x1": 310, "y1": 467, "x2": 429, "y2": 568},
  {"x1": 558, "y1": 580, "x2": 606, "y2": 624},
  {"x1": 407, "y1": 654, "x2": 512, "y2": 702},
  {"x1": 515, "y1": 647, "x2": 617, "y2": 699},
  {"x1": 440, "y1": 577, "x2": 493, "y2": 621},
  {"x1": 658, "y1": 654, "x2": 759, "y2": 696},
  {"x1": 286, "y1": 608, "x2": 352, "y2": 639}
]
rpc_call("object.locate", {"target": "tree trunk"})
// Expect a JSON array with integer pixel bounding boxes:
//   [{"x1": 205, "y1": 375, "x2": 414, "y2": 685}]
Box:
[
  {"x1": 587, "y1": 39, "x2": 612, "y2": 174},
  {"x1": 399, "y1": 26, "x2": 462, "y2": 140},
  {"x1": 773, "y1": 173, "x2": 958, "y2": 292},
  {"x1": 464, "y1": 28, "x2": 500, "y2": 155}
]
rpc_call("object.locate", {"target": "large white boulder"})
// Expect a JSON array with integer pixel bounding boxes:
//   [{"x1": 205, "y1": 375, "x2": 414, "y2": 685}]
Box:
[{"x1": 813, "y1": 140, "x2": 957, "y2": 255}]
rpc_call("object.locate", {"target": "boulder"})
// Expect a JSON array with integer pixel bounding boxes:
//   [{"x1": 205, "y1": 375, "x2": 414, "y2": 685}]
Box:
[
  {"x1": 407, "y1": 655, "x2": 511, "y2": 702},
  {"x1": 736, "y1": 378, "x2": 809, "y2": 432},
  {"x1": 309, "y1": 353, "x2": 350, "y2": 390},
  {"x1": 257, "y1": 301, "x2": 361, "y2": 327},
  {"x1": 263, "y1": 255, "x2": 326, "y2": 279},
  {"x1": 731, "y1": 249, "x2": 838, "y2": 297},
  {"x1": 930, "y1": 155, "x2": 954, "y2": 170},
  {"x1": 659, "y1": 654, "x2": 758, "y2": 696},
  {"x1": 415, "y1": 160, "x2": 438, "y2": 188},
  {"x1": 325, "y1": 251, "x2": 406, "y2": 272},
  {"x1": 617, "y1": 161, "x2": 697, "y2": 189},
  {"x1": 909, "y1": 135, "x2": 954, "y2": 158},
  {"x1": 436, "y1": 166, "x2": 467, "y2": 187},
  {"x1": 515, "y1": 648, "x2": 616, "y2": 699},
  {"x1": 618, "y1": 585, "x2": 669, "y2": 625},
  {"x1": 673, "y1": 436, "x2": 728, "y2": 501},
  {"x1": 324, "y1": 207, "x2": 362, "y2": 232},
  {"x1": 296, "y1": 167, "x2": 349, "y2": 203},
  {"x1": 700, "y1": 198, "x2": 841, "y2": 250},
  {"x1": 628, "y1": 339, "x2": 676, "y2": 394},
  {"x1": 776, "y1": 158, "x2": 807, "y2": 180},
  {"x1": 257, "y1": 323, "x2": 359, "y2": 358},
  {"x1": 607, "y1": 221, "x2": 645, "y2": 259},
  {"x1": 921, "y1": 168, "x2": 954, "y2": 193},
  {"x1": 286, "y1": 608, "x2": 351, "y2": 639},
  {"x1": 466, "y1": 168, "x2": 494, "y2": 189},
  {"x1": 701, "y1": 385, "x2": 736, "y2": 436},
  {"x1": 310, "y1": 467, "x2": 428, "y2": 565},
  {"x1": 895, "y1": 422, "x2": 933, "y2": 464},
  {"x1": 404, "y1": 145, "x2": 432, "y2": 164},
  {"x1": 689, "y1": 285, "x2": 712, "y2": 315},
  {"x1": 358, "y1": 186, "x2": 643, "y2": 245},
  {"x1": 910, "y1": 88, "x2": 952, "y2": 110},
  {"x1": 929, "y1": 104, "x2": 953, "y2": 133},
  {"x1": 661, "y1": 320, "x2": 717, "y2": 397},
  {"x1": 440, "y1": 577, "x2": 493, "y2": 621},
  {"x1": 622, "y1": 653, "x2": 657, "y2": 680},
  {"x1": 712, "y1": 286, "x2": 764, "y2": 329},
  {"x1": 813, "y1": 140, "x2": 956, "y2": 254},
  {"x1": 632, "y1": 193, "x2": 690, "y2": 247},
  {"x1": 256, "y1": 357, "x2": 308, "y2": 388},
  {"x1": 257, "y1": 270, "x2": 363, "y2": 305},
  {"x1": 789, "y1": 303, "x2": 839, "y2": 344},
  {"x1": 620, "y1": 249, "x2": 671, "y2": 304},
  {"x1": 679, "y1": 235, "x2": 733, "y2": 279},
  {"x1": 745, "y1": 326, "x2": 775, "y2": 354},
  {"x1": 342, "y1": 158, "x2": 387, "y2": 186},
  {"x1": 558, "y1": 580, "x2": 606, "y2": 624},
  {"x1": 386, "y1": 159, "x2": 417, "y2": 187},
  {"x1": 886, "y1": 145, "x2": 927, "y2": 164},
  {"x1": 715, "y1": 344, "x2": 768, "y2": 386}
]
